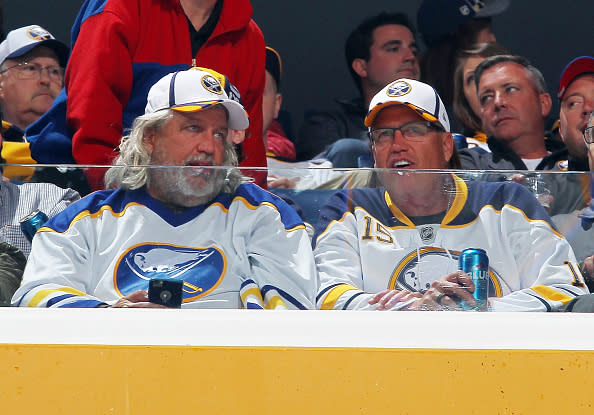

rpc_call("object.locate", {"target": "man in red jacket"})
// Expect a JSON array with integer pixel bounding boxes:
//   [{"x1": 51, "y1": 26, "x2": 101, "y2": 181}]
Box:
[{"x1": 65, "y1": 0, "x2": 266, "y2": 189}]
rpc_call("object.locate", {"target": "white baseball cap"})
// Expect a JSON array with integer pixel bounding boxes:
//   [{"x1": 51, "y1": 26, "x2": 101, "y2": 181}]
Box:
[
  {"x1": 0, "y1": 25, "x2": 68, "y2": 67},
  {"x1": 364, "y1": 78, "x2": 450, "y2": 132},
  {"x1": 145, "y1": 67, "x2": 249, "y2": 130}
]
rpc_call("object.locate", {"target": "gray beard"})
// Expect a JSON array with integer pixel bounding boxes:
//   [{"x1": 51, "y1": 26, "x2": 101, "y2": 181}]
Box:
[{"x1": 148, "y1": 166, "x2": 226, "y2": 208}]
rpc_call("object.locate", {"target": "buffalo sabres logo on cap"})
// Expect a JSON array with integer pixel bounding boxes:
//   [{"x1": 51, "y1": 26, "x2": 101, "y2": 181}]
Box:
[
  {"x1": 387, "y1": 80, "x2": 412, "y2": 98},
  {"x1": 27, "y1": 26, "x2": 52, "y2": 41},
  {"x1": 201, "y1": 74, "x2": 223, "y2": 95}
]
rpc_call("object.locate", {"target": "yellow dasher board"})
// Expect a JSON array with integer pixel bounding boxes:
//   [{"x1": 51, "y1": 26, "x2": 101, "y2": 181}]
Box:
[{"x1": 1, "y1": 309, "x2": 594, "y2": 414}]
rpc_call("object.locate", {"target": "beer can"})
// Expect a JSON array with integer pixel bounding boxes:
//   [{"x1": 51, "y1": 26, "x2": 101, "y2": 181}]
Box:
[
  {"x1": 452, "y1": 133, "x2": 468, "y2": 149},
  {"x1": 458, "y1": 248, "x2": 489, "y2": 310},
  {"x1": 19, "y1": 210, "x2": 49, "y2": 242}
]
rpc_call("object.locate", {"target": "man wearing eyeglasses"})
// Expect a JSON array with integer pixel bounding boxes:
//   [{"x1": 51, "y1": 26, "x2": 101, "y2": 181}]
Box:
[
  {"x1": 0, "y1": 25, "x2": 68, "y2": 180},
  {"x1": 314, "y1": 78, "x2": 588, "y2": 311},
  {"x1": 0, "y1": 25, "x2": 67, "y2": 135}
]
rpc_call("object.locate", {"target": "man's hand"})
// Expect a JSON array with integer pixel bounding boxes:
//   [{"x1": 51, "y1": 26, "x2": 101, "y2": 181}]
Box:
[
  {"x1": 368, "y1": 289, "x2": 422, "y2": 310},
  {"x1": 110, "y1": 289, "x2": 167, "y2": 308},
  {"x1": 408, "y1": 271, "x2": 477, "y2": 311},
  {"x1": 268, "y1": 175, "x2": 297, "y2": 189}
]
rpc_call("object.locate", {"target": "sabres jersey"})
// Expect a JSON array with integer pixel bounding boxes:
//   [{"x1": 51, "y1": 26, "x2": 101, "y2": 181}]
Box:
[
  {"x1": 13, "y1": 183, "x2": 317, "y2": 309},
  {"x1": 314, "y1": 175, "x2": 587, "y2": 311}
]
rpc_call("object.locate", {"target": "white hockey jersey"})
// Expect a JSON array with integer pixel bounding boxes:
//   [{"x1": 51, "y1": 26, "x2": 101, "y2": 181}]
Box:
[
  {"x1": 13, "y1": 183, "x2": 317, "y2": 309},
  {"x1": 314, "y1": 175, "x2": 588, "y2": 311}
]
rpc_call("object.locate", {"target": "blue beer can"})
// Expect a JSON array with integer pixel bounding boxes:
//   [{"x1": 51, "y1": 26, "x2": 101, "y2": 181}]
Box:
[
  {"x1": 458, "y1": 248, "x2": 489, "y2": 310},
  {"x1": 19, "y1": 210, "x2": 49, "y2": 242}
]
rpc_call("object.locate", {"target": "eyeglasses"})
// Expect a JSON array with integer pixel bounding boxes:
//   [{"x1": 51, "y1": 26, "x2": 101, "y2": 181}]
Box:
[
  {"x1": 369, "y1": 121, "x2": 444, "y2": 147},
  {"x1": 584, "y1": 126, "x2": 594, "y2": 145},
  {"x1": 0, "y1": 61, "x2": 64, "y2": 84}
]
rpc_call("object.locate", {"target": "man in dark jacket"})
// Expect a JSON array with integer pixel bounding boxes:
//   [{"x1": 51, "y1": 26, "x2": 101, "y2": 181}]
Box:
[
  {"x1": 458, "y1": 55, "x2": 586, "y2": 216},
  {"x1": 295, "y1": 12, "x2": 420, "y2": 165}
]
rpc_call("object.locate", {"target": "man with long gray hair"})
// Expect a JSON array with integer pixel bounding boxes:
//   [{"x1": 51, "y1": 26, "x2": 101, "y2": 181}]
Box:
[{"x1": 13, "y1": 67, "x2": 317, "y2": 309}]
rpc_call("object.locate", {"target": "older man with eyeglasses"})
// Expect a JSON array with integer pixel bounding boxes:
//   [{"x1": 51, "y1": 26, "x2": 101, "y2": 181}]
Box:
[
  {"x1": 0, "y1": 25, "x2": 69, "y2": 182},
  {"x1": 0, "y1": 25, "x2": 67, "y2": 135},
  {"x1": 314, "y1": 78, "x2": 588, "y2": 312}
]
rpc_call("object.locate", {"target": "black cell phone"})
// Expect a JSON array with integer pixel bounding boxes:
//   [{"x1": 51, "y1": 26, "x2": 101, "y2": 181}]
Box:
[{"x1": 148, "y1": 278, "x2": 183, "y2": 308}]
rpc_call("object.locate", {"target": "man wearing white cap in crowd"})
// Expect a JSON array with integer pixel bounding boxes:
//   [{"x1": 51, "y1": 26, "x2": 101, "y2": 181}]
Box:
[
  {"x1": 0, "y1": 25, "x2": 67, "y2": 137},
  {"x1": 13, "y1": 67, "x2": 316, "y2": 310},
  {"x1": 0, "y1": 25, "x2": 75, "y2": 183},
  {"x1": 314, "y1": 78, "x2": 587, "y2": 312}
]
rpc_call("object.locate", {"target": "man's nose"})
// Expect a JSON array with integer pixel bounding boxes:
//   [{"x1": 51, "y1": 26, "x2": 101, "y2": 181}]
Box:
[
  {"x1": 402, "y1": 46, "x2": 416, "y2": 62},
  {"x1": 38, "y1": 67, "x2": 51, "y2": 84},
  {"x1": 389, "y1": 129, "x2": 408, "y2": 150},
  {"x1": 196, "y1": 132, "x2": 217, "y2": 154},
  {"x1": 583, "y1": 98, "x2": 594, "y2": 115},
  {"x1": 493, "y1": 90, "x2": 506, "y2": 108}
]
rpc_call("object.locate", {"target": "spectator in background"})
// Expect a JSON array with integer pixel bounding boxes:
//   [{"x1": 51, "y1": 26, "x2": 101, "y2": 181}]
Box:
[
  {"x1": 314, "y1": 78, "x2": 587, "y2": 311},
  {"x1": 263, "y1": 46, "x2": 295, "y2": 160},
  {"x1": 460, "y1": 55, "x2": 562, "y2": 170},
  {"x1": 452, "y1": 42, "x2": 510, "y2": 149},
  {"x1": 417, "y1": 0, "x2": 509, "y2": 131},
  {"x1": 459, "y1": 55, "x2": 589, "y2": 216},
  {"x1": 264, "y1": 46, "x2": 340, "y2": 190},
  {"x1": 557, "y1": 56, "x2": 594, "y2": 171},
  {"x1": 296, "y1": 12, "x2": 419, "y2": 165},
  {"x1": 13, "y1": 68, "x2": 316, "y2": 309},
  {"x1": 26, "y1": 0, "x2": 266, "y2": 190},
  {"x1": 0, "y1": 25, "x2": 67, "y2": 134},
  {"x1": 0, "y1": 25, "x2": 67, "y2": 179}
]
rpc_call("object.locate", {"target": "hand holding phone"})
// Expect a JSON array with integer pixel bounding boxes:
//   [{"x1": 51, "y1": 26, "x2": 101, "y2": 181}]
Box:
[{"x1": 148, "y1": 278, "x2": 183, "y2": 308}]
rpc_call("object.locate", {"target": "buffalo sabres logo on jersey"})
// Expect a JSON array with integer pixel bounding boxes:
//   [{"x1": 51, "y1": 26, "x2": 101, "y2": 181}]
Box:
[
  {"x1": 201, "y1": 75, "x2": 223, "y2": 95},
  {"x1": 387, "y1": 80, "x2": 412, "y2": 98},
  {"x1": 388, "y1": 247, "x2": 503, "y2": 296},
  {"x1": 114, "y1": 244, "x2": 226, "y2": 302},
  {"x1": 27, "y1": 26, "x2": 52, "y2": 41}
]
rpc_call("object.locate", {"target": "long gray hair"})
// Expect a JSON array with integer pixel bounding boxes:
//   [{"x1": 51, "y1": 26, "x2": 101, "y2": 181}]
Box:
[{"x1": 104, "y1": 108, "x2": 243, "y2": 193}]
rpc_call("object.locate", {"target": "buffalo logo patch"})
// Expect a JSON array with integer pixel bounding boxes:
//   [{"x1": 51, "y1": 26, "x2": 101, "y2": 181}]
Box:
[
  {"x1": 387, "y1": 80, "x2": 412, "y2": 97},
  {"x1": 114, "y1": 244, "x2": 226, "y2": 302},
  {"x1": 201, "y1": 75, "x2": 223, "y2": 95}
]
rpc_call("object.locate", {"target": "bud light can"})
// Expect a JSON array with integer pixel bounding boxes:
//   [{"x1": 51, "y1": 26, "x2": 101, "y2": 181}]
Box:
[
  {"x1": 458, "y1": 248, "x2": 489, "y2": 310},
  {"x1": 452, "y1": 133, "x2": 468, "y2": 149},
  {"x1": 19, "y1": 210, "x2": 49, "y2": 242}
]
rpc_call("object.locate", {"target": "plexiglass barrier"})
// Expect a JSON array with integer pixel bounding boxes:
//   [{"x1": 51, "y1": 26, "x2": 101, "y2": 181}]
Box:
[{"x1": 1, "y1": 164, "x2": 593, "y2": 311}]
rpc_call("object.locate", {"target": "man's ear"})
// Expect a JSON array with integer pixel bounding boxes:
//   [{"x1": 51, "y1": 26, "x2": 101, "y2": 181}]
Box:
[
  {"x1": 539, "y1": 92, "x2": 552, "y2": 118},
  {"x1": 273, "y1": 93, "x2": 282, "y2": 119},
  {"x1": 352, "y1": 58, "x2": 368, "y2": 78},
  {"x1": 143, "y1": 129, "x2": 156, "y2": 155},
  {"x1": 442, "y1": 132, "x2": 454, "y2": 166}
]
